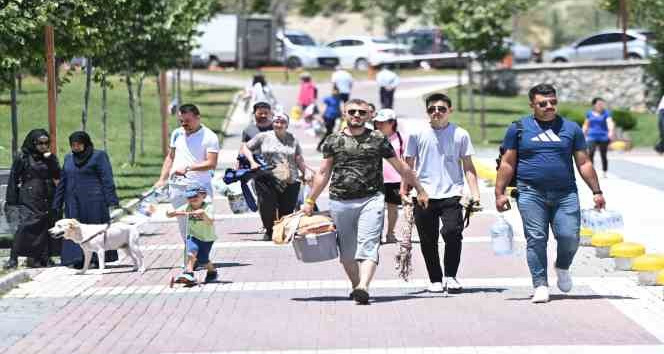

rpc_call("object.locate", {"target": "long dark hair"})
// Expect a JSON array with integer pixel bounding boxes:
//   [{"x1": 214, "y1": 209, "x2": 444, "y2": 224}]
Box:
[{"x1": 374, "y1": 119, "x2": 404, "y2": 157}]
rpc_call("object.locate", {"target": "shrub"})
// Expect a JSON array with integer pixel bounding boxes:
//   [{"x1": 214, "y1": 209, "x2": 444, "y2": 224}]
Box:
[
  {"x1": 558, "y1": 106, "x2": 585, "y2": 127},
  {"x1": 611, "y1": 109, "x2": 637, "y2": 131}
]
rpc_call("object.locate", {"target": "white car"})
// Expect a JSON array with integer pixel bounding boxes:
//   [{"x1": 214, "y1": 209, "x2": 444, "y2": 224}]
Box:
[
  {"x1": 325, "y1": 36, "x2": 408, "y2": 70},
  {"x1": 546, "y1": 29, "x2": 657, "y2": 62}
]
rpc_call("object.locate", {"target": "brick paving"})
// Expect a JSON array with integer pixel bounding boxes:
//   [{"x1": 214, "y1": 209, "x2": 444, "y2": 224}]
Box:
[{"x1": 1, "y1": 74, "x2": 664, "y2": 353}]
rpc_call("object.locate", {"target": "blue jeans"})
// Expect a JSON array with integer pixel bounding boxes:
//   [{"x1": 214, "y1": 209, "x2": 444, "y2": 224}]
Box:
[{"x1": 516, "y1": 182, "x2": 580, "y2": 287}]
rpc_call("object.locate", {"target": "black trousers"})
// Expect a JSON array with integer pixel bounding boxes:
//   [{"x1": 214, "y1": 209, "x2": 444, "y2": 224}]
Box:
[
  {"x1": 413, "y1": 196, "x2": 464, "y2": 282},
  {"x1": 254, "y1": 177, "x2": 301, "y2": 236},
  {"x1": 656, "y1": 111, "x2": 664, "y2": 153},
  {"x1": 317, "y1": 119, "x2": 336, "y2": 150},
  {"x1": 379, "y1": 87, "x2": 395, "y2": 109},
  {"x1": 588, "y1": 141, "x2": 609, "y2": 172}
]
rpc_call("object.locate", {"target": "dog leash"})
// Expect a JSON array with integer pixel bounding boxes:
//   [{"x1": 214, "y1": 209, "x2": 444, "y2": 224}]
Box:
[{"x1": 80, "y1": 223, "x2": 112, "y2": 245}]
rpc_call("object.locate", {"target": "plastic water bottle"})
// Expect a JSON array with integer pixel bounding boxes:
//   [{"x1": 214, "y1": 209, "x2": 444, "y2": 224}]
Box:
[{"x1": 490, "y1": 215, "x2": 514, "y2": 255}]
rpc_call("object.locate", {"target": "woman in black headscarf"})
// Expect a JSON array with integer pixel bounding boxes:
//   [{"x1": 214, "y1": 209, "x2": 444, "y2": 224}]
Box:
[
  {"x1": 3, "y1": 129, "x2": 61, "y2": 269},
  {"x1": 53, "y1": 131, "x2": 120, "y2": 268}
]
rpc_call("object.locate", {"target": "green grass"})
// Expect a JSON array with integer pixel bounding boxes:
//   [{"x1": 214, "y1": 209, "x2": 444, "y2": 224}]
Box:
[
  {"x1": 432, "y1": 88, "x2": 659, "y2": 148},
  {"x1": 0, "y1": 72, "x2": 236, "y2": 203},
  {"x1": 199, "y1": 67, "x2": 456, "y2": 85}
]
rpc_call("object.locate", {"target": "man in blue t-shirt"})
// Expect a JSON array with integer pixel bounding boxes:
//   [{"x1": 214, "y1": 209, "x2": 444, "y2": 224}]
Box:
[{"x1": 495, "y1": 83, "x2": 606, "y2": 304}]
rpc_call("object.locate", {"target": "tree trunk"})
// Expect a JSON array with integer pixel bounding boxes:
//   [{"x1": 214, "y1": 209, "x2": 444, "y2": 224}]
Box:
[
  {"x1": 176, "y1": 68, "x2": 182, "y2": 107},
  {"x1": 189, "y1": 61, "x2": 194, "y2": 92},
  {"x1": 101, "y1": 74, "x2": 108, "y2": 151},
  {"x1": 456, "y1": 52, "x2": 463, "y2": 111},
  {"x1": 137, "y1": 74, "x2": 145, "y2": 156},
  {"x1": 467, "y1": 59, "x2": 475, "y2": 125},
  {"x1": 480, "y1": 60, "x2": 487, "y2": 143},
  {"x1": 81, "y1": 58, "x2": 93, "y2": 131},
  {"x1": 10, "y1": 70, "x2": 18, "y2": 161},
  {"x1": 17, "y1": 72, "x2": 23, "y2": 93},
  {"x1": 126, "y1": 74, "x2": 137, "y2": 166},
  {"x1": 171, "y1": 71, "x2": 176, "y2": 103}
]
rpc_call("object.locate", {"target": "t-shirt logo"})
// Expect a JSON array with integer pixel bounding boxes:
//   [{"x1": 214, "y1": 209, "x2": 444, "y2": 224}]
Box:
[{"x1": 531, "y1": 129, "x2": 561, "y2": 142}]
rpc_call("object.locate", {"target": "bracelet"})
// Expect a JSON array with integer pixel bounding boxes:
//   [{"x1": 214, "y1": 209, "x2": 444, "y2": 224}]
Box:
[
  {"x1": 592, "y1": 190, "x2": 603, "y2": 195},
  {"x1": 304, "y1": 197, "x2": 316, "y2": 205}
]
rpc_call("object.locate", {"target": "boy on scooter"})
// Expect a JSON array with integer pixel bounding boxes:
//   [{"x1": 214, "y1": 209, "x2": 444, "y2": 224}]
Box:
[{"x1": 166, "y1": 182, "x2": 217, "y2": 285}]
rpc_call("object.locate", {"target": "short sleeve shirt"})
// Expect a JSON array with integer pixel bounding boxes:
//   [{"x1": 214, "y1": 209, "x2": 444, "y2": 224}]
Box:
[
  {"x1": 177, "y1": 202, "x2": 216, "y2": 242},
  {"x1": 322, "y1": 129, "x2": 396, "y2": 200},
  {"x1": 246, "y1": 131, "x2": 303, "y2": 183},
  {"x1": 169, "y1": 125, "x2": 219, "y2": 187},
  {"x1": 405, "y1": 123, "x2": 474, "y2": 199},
  {"x1": 585, "y1": 110, "x2": 610, "y2": 142},
  {"x1": 502, "y1": 115, "x2": 586, "y2": 190},
  {"x1": 323, "y1": 95, "x2": 342, "y2": 120},
  {"x1": 242, "y1": 123, "x2": 273, "y2": 143}
]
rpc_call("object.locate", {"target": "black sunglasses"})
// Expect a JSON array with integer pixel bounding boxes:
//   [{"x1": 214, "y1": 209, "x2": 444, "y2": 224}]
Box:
[
  {"x1": 427, "y1": 105, "x2": 448, "y2": 114},
  {"x1": 536, "y1": 99, "x2": 558, "y2": 108},
  {"x1": 347, "y1": 109, "x2": 368, "y2": 116}
]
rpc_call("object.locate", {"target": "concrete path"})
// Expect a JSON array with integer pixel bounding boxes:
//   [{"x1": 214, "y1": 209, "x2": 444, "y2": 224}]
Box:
[{"x1": 1, "y1": 71, "x2": 664, "y2": 354}]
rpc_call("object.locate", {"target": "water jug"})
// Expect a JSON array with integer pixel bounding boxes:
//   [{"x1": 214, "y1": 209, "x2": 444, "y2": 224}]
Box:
[{"x1": 490, "y1": 215, "x2": 514, "y2": 255}]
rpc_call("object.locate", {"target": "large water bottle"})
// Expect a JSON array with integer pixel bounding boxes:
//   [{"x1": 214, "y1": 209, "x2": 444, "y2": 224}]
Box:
[{"x1": 490, "y1": 215, "x2": 514, "y2": 255}]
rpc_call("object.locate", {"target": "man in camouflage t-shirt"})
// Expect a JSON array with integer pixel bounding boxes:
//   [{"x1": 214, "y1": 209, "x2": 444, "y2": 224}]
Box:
[{"x1": 302, "y1": 98, "x2": 428, "y2": 305}]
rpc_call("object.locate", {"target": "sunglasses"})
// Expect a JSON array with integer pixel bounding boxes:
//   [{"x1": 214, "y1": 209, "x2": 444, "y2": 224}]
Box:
[
  {"x1": 536, "y1": 99, "x2": 558, "y2": 108},
  {"x1": 427, "y1": 105, "x2": 448, "y2": 114},
  {"x1": 36, "y1": 141, "x2": 50, "y2": 146},
  {"x1": 347, "y1": 109, "x2": 368, "y2": 116}
]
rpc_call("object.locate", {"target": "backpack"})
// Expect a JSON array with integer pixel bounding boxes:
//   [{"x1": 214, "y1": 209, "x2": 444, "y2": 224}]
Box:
[{"x1": 496, "y1": 120, "x2": 524, "y2": 188}]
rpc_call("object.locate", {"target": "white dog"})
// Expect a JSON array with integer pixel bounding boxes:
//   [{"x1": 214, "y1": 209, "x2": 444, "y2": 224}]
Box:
[{"x1": 49, "y1": 219, "x2": 146, "y2": 275}]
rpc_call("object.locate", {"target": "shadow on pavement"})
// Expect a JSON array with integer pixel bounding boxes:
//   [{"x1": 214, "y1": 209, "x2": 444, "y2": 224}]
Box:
[{"x1": 506, "y1": 294, "x2": 637, "y2": 301}]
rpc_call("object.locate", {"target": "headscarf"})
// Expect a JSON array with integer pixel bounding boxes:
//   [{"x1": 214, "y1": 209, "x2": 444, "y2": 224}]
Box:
[
  {"x1": 69, "y1": 131, "x2": 94, "y2": 167},
  {"x1": 21, "y1": 129, "x2": 50, "y2": 160}
]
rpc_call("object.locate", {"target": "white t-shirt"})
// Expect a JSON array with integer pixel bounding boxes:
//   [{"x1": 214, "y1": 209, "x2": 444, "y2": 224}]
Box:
[
  {"x1": 331, "y1": 70, "x2": 353, "y2": 94},
  {"x1": 376, "y1": 69, "x2": 399, "y2": 88},
  {"x1": 169, "y1": 124, "x2": 220, "y2": 187},
  {"x1": 404, "y1": 123, "x2": 474, "y2": 199}
]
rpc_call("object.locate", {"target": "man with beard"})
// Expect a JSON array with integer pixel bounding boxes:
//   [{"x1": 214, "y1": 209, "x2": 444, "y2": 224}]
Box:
[
  {"x1": 242, "y1": 101, "x2": 273, "y2": 143},
  {"x1": 302, "y1": 98, "x2": 428, "y2": 305},
  {"x1": 496, "y1": 84, "x2": 606, "y2": 303},
  {"x1": 156, "y1": 104, "x2": 220, "y2": 241}
]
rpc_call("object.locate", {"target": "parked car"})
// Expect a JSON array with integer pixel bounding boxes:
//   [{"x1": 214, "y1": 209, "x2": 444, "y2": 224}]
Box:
[
  {"x1": 391, "y1": 28, "x2": 467, "y2": 68},
  {"x1": 546, "y1": 29, "x2": 657, "y2": 62},
  {"x1": 325, "y1": 36, "x2": 408, "y2": 70},
  {"x1": 276, "y1": 30, "x2": 340, "y2": 69}
]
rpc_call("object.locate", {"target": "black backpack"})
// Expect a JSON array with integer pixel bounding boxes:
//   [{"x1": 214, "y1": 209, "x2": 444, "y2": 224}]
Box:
[{"x1": 496, "y1": 120, "x2": 524, "y2": 189}]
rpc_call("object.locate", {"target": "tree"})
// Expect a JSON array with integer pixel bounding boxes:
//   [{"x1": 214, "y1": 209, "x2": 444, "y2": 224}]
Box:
[{"x1": 430, "y1": 0, "x2": 537, "y2": 142}]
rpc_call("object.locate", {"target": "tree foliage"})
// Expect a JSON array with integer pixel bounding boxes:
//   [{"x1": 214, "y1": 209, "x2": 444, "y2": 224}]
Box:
[{"x1": 430, "y1": 0, "x2": 537, "y2": 62}]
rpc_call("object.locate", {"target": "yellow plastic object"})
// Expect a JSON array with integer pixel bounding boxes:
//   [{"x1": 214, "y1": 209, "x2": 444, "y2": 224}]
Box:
[
  {"x1": 290, "y1": 105, "x2": 302, "y2": 121},
  {"x1": 631, "y1": 254, "x2": 664, "y2": 272},
  {"x1": 591, "y1": 232, "x2": 623, "y2": 247},
  {"x1": 657, "y1": 270, "x2": 664, "y2": 285},
  {"x1": 610, "y1": 242, "x2": 646, "y2": 258},
  {"x1": 580, "y1": 227, "x2": 593, "y2": 237}
]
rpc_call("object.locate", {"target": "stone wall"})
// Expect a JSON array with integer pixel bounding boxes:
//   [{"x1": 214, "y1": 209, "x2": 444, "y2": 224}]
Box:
[{"x1": 483, "y1": 60, "x2": 656, "y2": 112}]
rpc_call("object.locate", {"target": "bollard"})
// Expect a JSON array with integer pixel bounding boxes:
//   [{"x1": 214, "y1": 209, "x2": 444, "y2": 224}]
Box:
[
  {"x1": 631, "y1": 254, "x2": 664, "y2": 285},
  {"x1": 579, "y1": 227, "x2": 594, "y2": 247},
  {"x1": 591, "y1": 232, "x2": 623, "y2": 258},
  {"x1": 610, "y1": 242, "x2": 646, "y2": 271},
  {"x1": 657, "y1": 270, "x2": 664, "y2": 286}
]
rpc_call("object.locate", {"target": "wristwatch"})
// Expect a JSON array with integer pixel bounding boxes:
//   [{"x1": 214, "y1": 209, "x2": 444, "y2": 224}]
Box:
[{"x1": 592, "y1": 190, "x2": 603, "y2": 195}]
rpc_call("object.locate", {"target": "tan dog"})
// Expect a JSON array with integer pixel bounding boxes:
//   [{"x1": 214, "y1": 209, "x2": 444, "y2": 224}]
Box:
[{"x1": 49, "y1": 219, "x2": 146, "y2": 275}]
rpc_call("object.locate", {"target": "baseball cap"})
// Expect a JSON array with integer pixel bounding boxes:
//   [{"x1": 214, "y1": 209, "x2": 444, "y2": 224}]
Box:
[
  {"x1": 373, "y1": 108, "x2": 397, "y2": 122},
  {"x1": 184, "y1": 182, "x2": 206, "y2": 198}
]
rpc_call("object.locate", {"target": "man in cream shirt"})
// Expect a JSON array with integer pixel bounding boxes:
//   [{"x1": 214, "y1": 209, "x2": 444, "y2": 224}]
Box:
[{"x1": 156, "y1": 103, "x2": 219, "y2": 240}]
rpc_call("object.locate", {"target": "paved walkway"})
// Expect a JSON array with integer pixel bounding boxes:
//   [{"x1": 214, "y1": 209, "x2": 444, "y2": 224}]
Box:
[{"x1": 1, "y1": 72, "x2": 664, "y2": 353}]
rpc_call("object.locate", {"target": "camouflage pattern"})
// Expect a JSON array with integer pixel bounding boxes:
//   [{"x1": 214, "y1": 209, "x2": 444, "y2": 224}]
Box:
[{"x1": 322, "y1": 129, "x2": 396, "y2": 200}]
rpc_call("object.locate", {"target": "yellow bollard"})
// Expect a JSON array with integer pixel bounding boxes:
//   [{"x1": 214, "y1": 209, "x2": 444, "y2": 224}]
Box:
[
  {"x1": 610, "y1": 242, "x2": 646, "y2": 270},
  {"x1": 632, "y1": 254, "x2": 664, "y2": 285},
  {"x1": 579, "y1": 227, "x2": 594, "y2": 247},
  {"x1": 591, "y1": 232, "x2": 623, "y2": 258},
  {"x1": 657, "y1": 270, "x2": 664, "y2": 286}
]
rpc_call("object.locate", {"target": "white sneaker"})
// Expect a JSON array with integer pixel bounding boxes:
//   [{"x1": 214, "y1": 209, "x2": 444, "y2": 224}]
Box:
[
  {"x1": 446, "y1": 277, "x2": 463, "y2": 293},
  {"x1": 427, "y1": 282, "x2": 445, "y2": 293},
  {"x1": 531, "y1": 286, "x2": 550, "y2": 303},
  {"x1": 555, "y1": 267, "x2": 573, "y2": 293}
]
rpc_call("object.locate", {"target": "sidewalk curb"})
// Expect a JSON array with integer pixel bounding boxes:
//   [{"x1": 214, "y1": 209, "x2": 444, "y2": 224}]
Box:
[{"x1": 0, "y1": 270, "x2": 30, "y2": 294}]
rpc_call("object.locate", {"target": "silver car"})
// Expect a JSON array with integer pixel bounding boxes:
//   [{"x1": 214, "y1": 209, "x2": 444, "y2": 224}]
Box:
[
  {"x1": 276, "y1": 30, "x2": 340, "y2": 69},
  {"x1": 547, "y1": 29, "x2": 657, "y2": 62}
]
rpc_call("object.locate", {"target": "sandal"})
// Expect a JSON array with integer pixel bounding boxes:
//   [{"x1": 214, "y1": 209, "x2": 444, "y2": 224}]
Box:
[{"x1": 351, "y1": 288, "x2": 370, "y2": 305}]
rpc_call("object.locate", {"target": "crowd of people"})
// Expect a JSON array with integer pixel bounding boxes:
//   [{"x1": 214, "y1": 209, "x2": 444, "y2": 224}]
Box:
[{"x1": 3, "y1": 72, "x2": 615, "y2": 306}]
